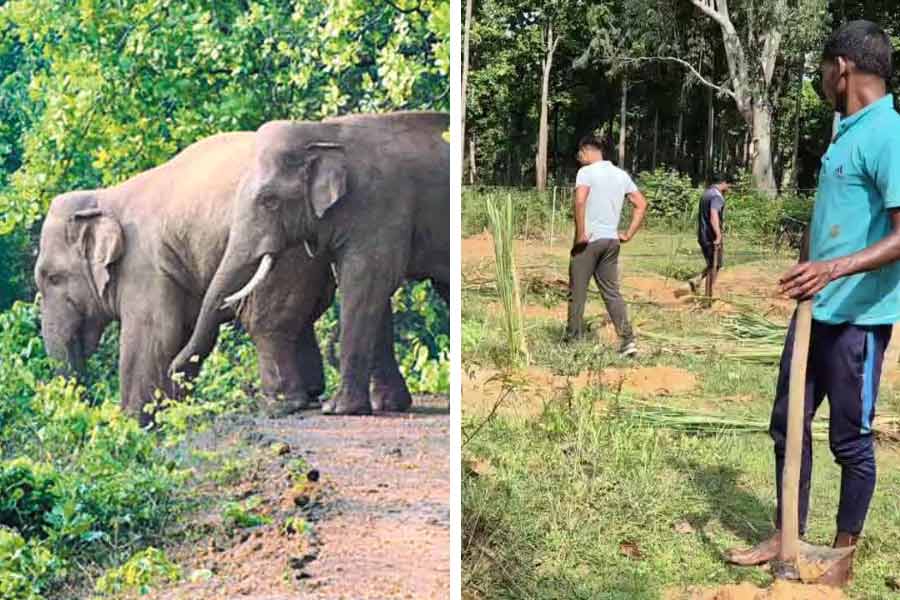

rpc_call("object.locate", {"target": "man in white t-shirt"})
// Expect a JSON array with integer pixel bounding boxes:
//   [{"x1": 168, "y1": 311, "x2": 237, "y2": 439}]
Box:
[{"x1": 567, "y1": 136, "x2": 648, "y2": 356}]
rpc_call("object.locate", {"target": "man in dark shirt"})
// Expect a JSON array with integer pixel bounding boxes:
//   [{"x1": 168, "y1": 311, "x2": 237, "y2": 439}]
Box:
[{"x1": 689, "y1": 174, "x2": 731, "y2": 293}]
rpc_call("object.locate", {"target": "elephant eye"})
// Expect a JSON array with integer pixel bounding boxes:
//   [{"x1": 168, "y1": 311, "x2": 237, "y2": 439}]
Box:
[
  {"x1": 258, "y1": 192, "x2": 279, "y2": 212},
  {"x1": 47, "y1": 273, "x2": 66, "y2": 286}
]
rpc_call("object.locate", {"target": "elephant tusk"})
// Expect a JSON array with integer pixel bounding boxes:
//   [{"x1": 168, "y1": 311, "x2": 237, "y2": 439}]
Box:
[{"x1": 221, "y1": 254, "x2": 273, "y2": 309}]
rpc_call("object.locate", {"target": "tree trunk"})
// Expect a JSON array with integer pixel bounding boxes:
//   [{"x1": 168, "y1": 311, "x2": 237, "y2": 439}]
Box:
[
  {"x1": 675, "y1": 101, "x2": 684, "y2": 163},
  {"x1": 469, "y1": 137, "x2": 476, "y2": 185},
  {"x1": 785, "y1": 63, "x2": 803, "y2": 190},
  {"x1": 751, "y1": 102, "x2": 777, "y2": 193},
  {"x1": 618, "y1": 76, "x2": 627, "y2": 166},
  {"x1": 652, "y1": 108, "x2": 659, "y2": 170},
  {"x1": 706, "y1": 85, "x2": 714, "y2": 179},
  {"x1": 461, "y1": 0, "x2": 473, "y2": 176},
  {"x1": 535, "y1": 23, "x2": 558, "y2": 191},
  {"x1": 688, "y1": 0, "x2": 785, "y2": 195},
  {"x1": 632, "y1": 126, "x2": 640, "y2": 173}
]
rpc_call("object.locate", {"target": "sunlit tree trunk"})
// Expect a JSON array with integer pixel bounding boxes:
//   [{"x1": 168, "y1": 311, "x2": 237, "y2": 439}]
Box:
[
  {"x1": 535, "y1": 22, "x2": 559, "y2": 191},
  {"x1": 461, "y1": 0, "x2": 473, "y2": 182},
  {"x1": 618, "y1": 76, "x2": 627, "y2": 166}
]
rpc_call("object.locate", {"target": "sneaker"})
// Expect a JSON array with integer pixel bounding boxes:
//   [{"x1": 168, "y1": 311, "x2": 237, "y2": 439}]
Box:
[{"x1": 619, "y1": 340, "x2": 637, "y2": 357}]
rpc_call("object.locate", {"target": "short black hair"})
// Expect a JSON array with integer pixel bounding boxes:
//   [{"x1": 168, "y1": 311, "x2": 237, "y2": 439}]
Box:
[
  {"x1": 709, "y1": 172, "x2": 730, "y2": 185},
  {"x1": 822, "y1": 20, "x2": 893, "y2": 80},
  {"x1": 578, "y1": 135, "x2": 605, "y2": 153}
]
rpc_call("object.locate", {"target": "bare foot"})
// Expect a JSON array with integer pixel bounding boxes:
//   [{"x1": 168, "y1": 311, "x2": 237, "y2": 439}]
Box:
[{"x1": 724, "y1": 532, "x2": 780, "y2": 566}]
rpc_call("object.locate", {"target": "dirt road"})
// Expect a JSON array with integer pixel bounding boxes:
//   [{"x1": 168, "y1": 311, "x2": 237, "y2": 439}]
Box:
[{"x1": 150, "y1": 396, "x2": 450, "y2": 600}]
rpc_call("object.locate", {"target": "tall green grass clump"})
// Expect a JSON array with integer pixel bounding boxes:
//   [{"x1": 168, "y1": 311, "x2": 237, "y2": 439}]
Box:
[{"x1": 486, "y1": 193, "x2": 528, "y2": 368}]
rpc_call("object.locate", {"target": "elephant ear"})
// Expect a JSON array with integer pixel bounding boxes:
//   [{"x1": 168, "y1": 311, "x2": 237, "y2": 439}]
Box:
[
  {"x1": 306, "y1": 142, "x2": 348, "y2": 218},
  {"x1": 69, "y1": 209, "x2": 124, "y2": 299}
]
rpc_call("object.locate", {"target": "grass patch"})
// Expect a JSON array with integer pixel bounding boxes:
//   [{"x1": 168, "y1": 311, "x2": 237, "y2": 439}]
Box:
[{"x1": 463, "y1": 393, "x2": 900, "y2": 599}]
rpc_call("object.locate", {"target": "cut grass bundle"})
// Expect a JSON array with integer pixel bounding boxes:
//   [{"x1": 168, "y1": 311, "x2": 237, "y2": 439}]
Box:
[
  {"x1": 643, "y1": 309, "x2": 786, "y2": 365},
  {"x1": 618, "y1": 400, "x2": 900, "y2": 445},
  {"x1": 486, "y1": 193, "x2": 528, "y2": 368}
]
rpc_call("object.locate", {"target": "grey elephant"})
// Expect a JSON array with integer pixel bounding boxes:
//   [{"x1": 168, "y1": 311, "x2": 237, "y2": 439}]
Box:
[
  {"x1": 34, "y1": 131, "x2": 337, "y2": 424},
  {"x1": 171, "y1": 111, "x2": 449, "y2": 415}
]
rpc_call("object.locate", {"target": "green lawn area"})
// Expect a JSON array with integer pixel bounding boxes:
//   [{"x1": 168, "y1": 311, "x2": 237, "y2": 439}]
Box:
[{"x1": 462, "y1": 230, "x2": 900, "y2": 599}]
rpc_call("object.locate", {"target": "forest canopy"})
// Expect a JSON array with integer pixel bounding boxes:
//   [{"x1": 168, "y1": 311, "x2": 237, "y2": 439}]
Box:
[{"x1": 463, "y1": 0, "x2": 900, "y2": 192}]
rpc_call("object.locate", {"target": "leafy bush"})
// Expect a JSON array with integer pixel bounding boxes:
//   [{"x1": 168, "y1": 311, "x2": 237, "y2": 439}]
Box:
[
  {"x1": 462, "y1": 180, "x2": 814, "y2": 244},
  {"x1": 93, "y1": 547, "x2": 181, "y2": 596},
  {"x1": 0, "y1": 302, "x2": 184, "y2": 596},
  {"x1": 392, "y1": 281, "x2": 450, "y2": 393},
  {"x1": 463, "y1": 187, "x2": 567, "y2": 238},
  {"x1": 635, "y1": 168, "x2": 697, "y2": 226},
  {"x1": 0, "y1": 528, "x2": 56, "y2": 600},
  {"x1": 0, "y1": 459, "x2": 59, "y2": 539},
  {"x1": 222, "y1": 497, "x2": 271, "y2": 530}
]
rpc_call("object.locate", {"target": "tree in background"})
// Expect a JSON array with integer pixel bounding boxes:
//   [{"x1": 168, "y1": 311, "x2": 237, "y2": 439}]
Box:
[{"x1": 464, "y1": 0, "x2": 883, "y2": 193}]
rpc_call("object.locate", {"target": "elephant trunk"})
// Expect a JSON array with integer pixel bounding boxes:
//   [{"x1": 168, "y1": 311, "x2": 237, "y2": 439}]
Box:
[
  {"x1": 170, "y1": 245, "x2": 268, "y2": 376},
  {"x1": 42, "y1": 323, "x2": 86, "y2": 378}
]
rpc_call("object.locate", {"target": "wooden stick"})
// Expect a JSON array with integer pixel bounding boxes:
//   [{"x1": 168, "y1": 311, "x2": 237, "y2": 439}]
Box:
[{"x1": 780, "y1": 299, "x2": 813, "y2": 563}]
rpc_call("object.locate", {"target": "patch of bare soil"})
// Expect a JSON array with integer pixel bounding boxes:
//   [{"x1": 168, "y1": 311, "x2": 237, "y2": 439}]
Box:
[
  {"x1": 148, "y1": 396, "x2": 449, "y2": 600},
  {"x1": 713, "y1": 266, "x2": 795, "y2": 318},
  {"x1": 669, "y1": 580, "x2": 846, "y2": 600},
  {"x1": 462, "y1": 365, "x2": 696, "y2": 418}
]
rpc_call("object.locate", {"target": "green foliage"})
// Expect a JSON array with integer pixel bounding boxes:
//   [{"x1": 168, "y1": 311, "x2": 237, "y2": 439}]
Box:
[
  {"x1": 0, "y1": 528, "x2": 56, "y2": 600},
  {"x1": 0, "y1": 1, "x2": 449, "y2": 593},
  {"x1": 93, "y1": 547, "x2": 181, "y2": 596},
  {"x1": 463, "y1": 187, "x2": 565, "y2": 238},
  {"x1": 222, "y1": 496, "x2": 271, "y2": 530},
  {"x1": 0, "y1": 227, "x2": 35, "y2": 310},
  {"x1": 0, "y1": 303, "x2": 184, "y2": 595},
  {"x1": 392, "y1": 281, "x2": 450, "y2": 393},
  {"x1": 635, "y1": 168, "x2": 697, "y2": 224},
  {"x1": 0, "y1": 459, "x2": 59, "y2": 539},
  {"x1": 463, "y1": 186, "x2": 814, "y2": 246}
]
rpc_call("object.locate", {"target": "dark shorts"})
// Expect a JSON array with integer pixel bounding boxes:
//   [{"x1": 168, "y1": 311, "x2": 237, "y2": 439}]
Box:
[{"x1": 700, "y1": 243, "x2": 723, "y2": 270}]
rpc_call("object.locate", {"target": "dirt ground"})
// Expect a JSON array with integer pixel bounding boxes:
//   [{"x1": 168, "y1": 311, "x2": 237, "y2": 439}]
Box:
[
  {"x1": 669, "y1": 580, "x2": 847, "y2": 599},
  {"x1": 147, "y1": 396, "x2": 449, "y2": 600},
  {"x1": 462, "y1": 232, "x2": 796, "y2": 318},
  {"x1": 463, "y1": 365, "x2": 697, "y2": 418}
]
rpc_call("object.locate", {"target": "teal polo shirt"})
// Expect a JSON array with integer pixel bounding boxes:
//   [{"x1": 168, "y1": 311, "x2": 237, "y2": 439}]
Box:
[{"x1": 810, "y1": 94, "x2": 900, "y2": 325}]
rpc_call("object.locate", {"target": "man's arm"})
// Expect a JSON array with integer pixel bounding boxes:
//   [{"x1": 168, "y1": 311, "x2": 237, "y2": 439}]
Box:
[
  {"x1": 780, "y1": 209, "x2": 900, "y2": 299},
  {"x1": 619, "y1": 190, "x2": 647, "y2": 243},
  {"x1": 573, "y1": 185, "x2": 589, "y2": 246},
  {"x1": 710, "y1": 209, "x2": 722, "y2": 245}
]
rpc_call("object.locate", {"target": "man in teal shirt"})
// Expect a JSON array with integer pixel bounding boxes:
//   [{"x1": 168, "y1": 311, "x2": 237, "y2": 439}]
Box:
[{"x1": 727, "y1": 21, "x2": 900, "y2": 586}]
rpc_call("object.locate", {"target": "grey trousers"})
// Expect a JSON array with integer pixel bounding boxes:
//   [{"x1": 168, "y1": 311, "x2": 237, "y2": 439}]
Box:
[{"x1": 566, "y1": 239, "x2": 634, "y2": 343}]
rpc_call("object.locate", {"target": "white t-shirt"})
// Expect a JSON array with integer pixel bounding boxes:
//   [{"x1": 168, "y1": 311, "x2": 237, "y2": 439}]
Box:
[{"x1": 574, "y1": 161, "x2": 638, "y2": 241}]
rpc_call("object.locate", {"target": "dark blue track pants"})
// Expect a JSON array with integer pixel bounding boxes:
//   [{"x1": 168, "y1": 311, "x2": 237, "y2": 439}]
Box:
[{"x1": 770, "y1": 314, "x2": 892, "y2": 535}]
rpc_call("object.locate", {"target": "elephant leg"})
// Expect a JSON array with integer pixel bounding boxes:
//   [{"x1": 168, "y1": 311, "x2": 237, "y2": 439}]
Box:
[
  {"x1": 119, "y1": 311, "x2": 195, "y2": 427},
  {"x1": 253, "y1": 332, "x2": 313, "y2": 418},
  {"x1": 322, "y1": 254, "x2": 400, "y2": 416},
  {"x1": 370, "y1": 304, "x2": 412, "y2": 413},
  {"x1": 296, "y1": 323, "x2": 325, "y2": 400}
]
